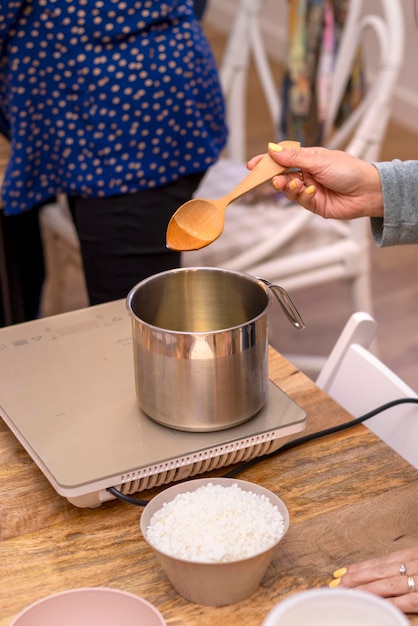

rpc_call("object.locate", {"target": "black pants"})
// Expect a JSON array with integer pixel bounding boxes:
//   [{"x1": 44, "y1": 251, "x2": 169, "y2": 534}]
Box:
[
  {"x1": 193, "y1": 0, "x2": 208, "y2": 19},
  {"x1": 68, "y1": 172, "x2": 205, "y2": 305},
  {"x1": 0, "y1": 203, "x2": 46, "y2": 325}
]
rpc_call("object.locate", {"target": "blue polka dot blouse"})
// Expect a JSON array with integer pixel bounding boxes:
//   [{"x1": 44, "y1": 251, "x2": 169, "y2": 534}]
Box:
[{"x1": 0, "y1": 0, "x2": 228, "y2": 215}]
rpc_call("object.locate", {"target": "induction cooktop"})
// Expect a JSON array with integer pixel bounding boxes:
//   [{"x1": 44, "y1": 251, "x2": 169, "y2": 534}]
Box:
[{"x1": 0, "y1": 299, "x2": 306, "y2": 508}]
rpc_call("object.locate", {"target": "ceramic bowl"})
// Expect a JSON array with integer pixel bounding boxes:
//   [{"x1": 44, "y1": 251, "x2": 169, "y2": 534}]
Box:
[
  {"x1": 140, "y1": 477, "x2": 289, "y2": 606},
  {"x1": 261, "y1": 588, "x2": 410, "y2": 626},
  {"x1": 10, "y1": 587, "x2": 166, "y2": 626}
]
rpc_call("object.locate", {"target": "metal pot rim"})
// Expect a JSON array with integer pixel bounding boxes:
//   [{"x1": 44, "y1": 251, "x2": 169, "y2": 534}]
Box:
[{"x1": 126, "y1": 266, "x2": 272, "y2": 335}]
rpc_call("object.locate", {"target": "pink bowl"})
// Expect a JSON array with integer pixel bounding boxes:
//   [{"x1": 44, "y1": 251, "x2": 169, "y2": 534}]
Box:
[{"x1": 11, "y1": 587, "x2": 166, "y2": 626}]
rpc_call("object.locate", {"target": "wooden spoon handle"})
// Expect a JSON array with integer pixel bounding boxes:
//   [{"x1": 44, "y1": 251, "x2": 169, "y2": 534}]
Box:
[{"x1": 223, "y1": 140, "x2": 300, "y2": 204}]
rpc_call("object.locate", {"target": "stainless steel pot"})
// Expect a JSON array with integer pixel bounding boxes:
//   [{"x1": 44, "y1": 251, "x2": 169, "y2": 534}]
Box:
[{"x1": 126, "y1": 267, "x2": 304, "y2": 432}]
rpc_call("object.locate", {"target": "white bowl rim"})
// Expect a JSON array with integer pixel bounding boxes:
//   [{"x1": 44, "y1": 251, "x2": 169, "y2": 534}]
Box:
[{"x1": 262, "y1": 588, "x2": 410, "y2": 625}]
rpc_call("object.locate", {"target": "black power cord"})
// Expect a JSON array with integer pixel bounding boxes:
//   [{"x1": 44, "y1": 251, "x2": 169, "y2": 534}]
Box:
[
  {"x1": 107, "y1": 397, "x2": 418, "y2": 506},
  {"x1": 106, "y1": 487, "x2": 150, "y2": 507}
]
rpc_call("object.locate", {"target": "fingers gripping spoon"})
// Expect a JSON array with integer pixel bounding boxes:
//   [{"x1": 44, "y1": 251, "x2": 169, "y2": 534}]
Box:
[{"x1": 166, "y1": 140, "x2": 301, "y2": 251}]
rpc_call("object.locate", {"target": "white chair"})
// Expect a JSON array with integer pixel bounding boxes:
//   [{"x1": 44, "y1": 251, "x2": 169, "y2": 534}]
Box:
[
  {"x1": 316, "y1": 312, "x2": 418, "y2": 469},
  {"x1": 184, "y1": 0, "x2": 405, "y2": 375},
  {"x1": 39, "y1": 198, "x2": 88, "y2": 316}
]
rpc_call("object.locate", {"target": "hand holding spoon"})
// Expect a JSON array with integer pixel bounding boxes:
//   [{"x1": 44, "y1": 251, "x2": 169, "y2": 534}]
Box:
[{"x1": 166, "y1": 140, "x2": 301, "y2": 251}]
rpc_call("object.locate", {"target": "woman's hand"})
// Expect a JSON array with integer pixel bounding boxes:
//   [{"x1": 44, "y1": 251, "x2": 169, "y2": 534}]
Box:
[
  {"x1": 247, "y1": 143, "x2": 384, "y2": 220},
  {"x1": 329, "y1": 546, "x2": 418, "y2": 613}
]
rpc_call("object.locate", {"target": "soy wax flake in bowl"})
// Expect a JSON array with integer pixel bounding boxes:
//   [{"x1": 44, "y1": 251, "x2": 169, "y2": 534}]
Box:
[
  {"x1": 146, "y1": 482, "x2": 286, "y2": 562},
  {"x1": 140, "y1": 477, "x2": 290, "y2": 606}
]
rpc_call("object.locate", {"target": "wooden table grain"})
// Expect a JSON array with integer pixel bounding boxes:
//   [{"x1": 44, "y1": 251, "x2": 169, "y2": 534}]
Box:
[{"x1": 1, "y1": 347, "x2": 418, "y2": 625}]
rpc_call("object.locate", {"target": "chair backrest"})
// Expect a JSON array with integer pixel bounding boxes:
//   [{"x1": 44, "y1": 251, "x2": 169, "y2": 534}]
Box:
[
  {"x1": 317, "y1": 312, "x2": 418, "y2": 469},
  {"x1": 324, "y1": 0, "x2": 405, "y2": 162},
  {"x1": 186, "y1": 0, "x2": 405, "y2": 296},
  {"x1": 220, "y1": 0, "x2": 405, "y2": 163}
]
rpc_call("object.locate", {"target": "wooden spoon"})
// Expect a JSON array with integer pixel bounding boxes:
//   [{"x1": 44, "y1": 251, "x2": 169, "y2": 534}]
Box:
[{"x1": 166, "y1": 140, "x2": 300, "y2": 251}]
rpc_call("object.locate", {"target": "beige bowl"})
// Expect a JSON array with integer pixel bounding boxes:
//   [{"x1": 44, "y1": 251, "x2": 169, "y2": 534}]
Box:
[
  {"x1": 10, "y1": 588, "x2": 166, "y2": 626},
  {"x1": 140, "y1": 477, "x2": 289, "y2": 606}
]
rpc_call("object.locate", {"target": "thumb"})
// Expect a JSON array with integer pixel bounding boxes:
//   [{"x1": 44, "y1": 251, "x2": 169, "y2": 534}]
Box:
[
  {"x1": 246, "y1": 143, "x2": 316, "y2": 172},
  {"x1": 268, "y1": 143, "x2": 331, "y2": 176},
  {"x1": 268, "y1": 142, "x2": 303, "y2": 169}
]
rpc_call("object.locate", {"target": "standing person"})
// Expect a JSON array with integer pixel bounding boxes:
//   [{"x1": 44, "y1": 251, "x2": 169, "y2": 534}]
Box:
[
  {"x1": 247, "y1": 141, "x2": 418, "y2": 614},
  {"x1": 0, "y1": 0, "x2": 227, "y2": 315}
]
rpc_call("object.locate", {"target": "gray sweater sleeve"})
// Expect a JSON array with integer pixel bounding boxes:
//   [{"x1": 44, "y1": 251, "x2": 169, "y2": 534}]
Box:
[{"x1": 370, "y1": 160, "x2": 418, "y2": 246}]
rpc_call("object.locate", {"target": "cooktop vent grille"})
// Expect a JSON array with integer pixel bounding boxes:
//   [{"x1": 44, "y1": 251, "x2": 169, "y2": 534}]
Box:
[{"x1": 118, "y1": 438, "x2": 280, "y2": 495}]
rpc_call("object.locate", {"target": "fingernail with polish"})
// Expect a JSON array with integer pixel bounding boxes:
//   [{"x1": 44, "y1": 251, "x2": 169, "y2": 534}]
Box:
[
  {"x1": 333, "y1": 567, "x2": 347, "y2": 578},
  {"x1": 289, "y1": 179, "x2": 298, "y2": 190},
  {"x1": 328, "y1": 578, "x2": 341, "y2": 589},
  {"x1": 268, "y1": 142, "x2": 283, "y2": 153}
]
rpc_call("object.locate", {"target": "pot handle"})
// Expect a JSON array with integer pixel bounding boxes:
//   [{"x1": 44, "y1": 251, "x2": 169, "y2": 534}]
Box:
[{"x1": 258, "y1": 278, "x2": 305, "y2": 330}]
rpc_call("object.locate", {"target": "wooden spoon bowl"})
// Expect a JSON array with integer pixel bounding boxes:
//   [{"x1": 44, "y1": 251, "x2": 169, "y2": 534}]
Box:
[{"x1": 166, "y1": 140, "x2": 300, "y2": 251}]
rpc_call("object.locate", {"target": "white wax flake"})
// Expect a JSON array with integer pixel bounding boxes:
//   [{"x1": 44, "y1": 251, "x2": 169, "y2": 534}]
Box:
[{"x1": 146, "y1": 482, "x2": 285, "y2": 562}]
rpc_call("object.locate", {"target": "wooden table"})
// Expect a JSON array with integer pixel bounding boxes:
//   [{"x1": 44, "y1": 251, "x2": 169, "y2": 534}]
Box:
[{"x1": 1, "y1": 347, "x2": 418, "y2": 625}]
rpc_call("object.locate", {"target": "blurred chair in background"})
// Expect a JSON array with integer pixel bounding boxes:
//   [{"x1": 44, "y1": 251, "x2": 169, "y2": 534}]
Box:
[
  {"x1": 316, "y1": 312, "x2": 418, "y2": 468},
  {"x1": 39, "y1": 199, "x2": 88, "y2": 316},
  {"x1": 183, "y1": 0, "x2": 405, "y2": 375}
]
